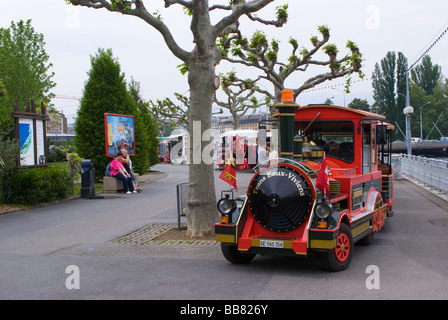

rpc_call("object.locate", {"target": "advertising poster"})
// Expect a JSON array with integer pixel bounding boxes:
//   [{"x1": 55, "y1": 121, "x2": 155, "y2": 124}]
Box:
[
  {"x1": 104, "y1": 113, "x2": 135, "y2": 157},
  {"x1": 19, "y1": 118, "x2": 35, "y2": 166}
]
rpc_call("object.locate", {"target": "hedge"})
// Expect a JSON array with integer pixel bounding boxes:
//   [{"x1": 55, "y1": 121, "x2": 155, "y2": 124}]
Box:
[{"x1": 0, "y1": 166, "x2": 74, "y2": 206}]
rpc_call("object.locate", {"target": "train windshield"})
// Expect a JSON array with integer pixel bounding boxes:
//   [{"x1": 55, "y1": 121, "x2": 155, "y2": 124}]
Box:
[{"x1": 295, "y1": 120, "x2": 354, "y2": 163}]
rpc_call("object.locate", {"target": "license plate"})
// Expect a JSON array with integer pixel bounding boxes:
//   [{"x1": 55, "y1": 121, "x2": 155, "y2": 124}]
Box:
[{"x1": 259, "y1": 240, "x2": 284, "y2": 248}]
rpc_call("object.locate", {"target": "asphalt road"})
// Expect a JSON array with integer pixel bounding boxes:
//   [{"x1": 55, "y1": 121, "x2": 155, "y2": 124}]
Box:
[{"x1": 0, "y1": 163, "x2": 447, "y2": 301}]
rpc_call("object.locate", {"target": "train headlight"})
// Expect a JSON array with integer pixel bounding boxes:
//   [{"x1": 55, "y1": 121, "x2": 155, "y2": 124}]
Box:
[
  {"x1": 217, "y1": 198, "x2": 236, "y2": 223},
  {"x1": 315, "y1": 202, "x2": 333, "y2": 219}
]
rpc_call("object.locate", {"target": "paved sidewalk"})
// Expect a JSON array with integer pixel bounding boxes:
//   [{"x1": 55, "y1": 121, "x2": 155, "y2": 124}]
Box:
[{"x1": 1, "y1": 164, "x2": 448, "y2": 300}]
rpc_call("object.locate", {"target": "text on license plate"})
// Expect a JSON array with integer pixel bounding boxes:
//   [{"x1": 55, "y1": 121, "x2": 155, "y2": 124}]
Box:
[{"x1": 259, "y1": 240, "x2": 283, "y2": 248}]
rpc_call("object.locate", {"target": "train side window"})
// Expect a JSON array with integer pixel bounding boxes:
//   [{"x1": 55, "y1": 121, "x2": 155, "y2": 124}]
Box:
[{"x1": 363, "y1": 124, "x2": 373, "y2": 173}]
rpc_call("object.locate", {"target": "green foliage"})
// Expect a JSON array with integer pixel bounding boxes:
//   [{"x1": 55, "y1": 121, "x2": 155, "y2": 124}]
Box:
[
  {"x1": 177, "y1": 62, "x2": 188, "y2": 75},
  {"x1": 323, "y1": 44, "x2": 338, "y2": 56},
  {"x1": 275, "y1": 5, "x2": 289, "y2": 25},
  {"x1": 74, "y1": 51, "x2": 158, "y2": 177},
  {"x1": 111, "y1": 0, "x2": 132, "y2": 13},
  {"x1": 318, "y1": 25, "x2": 330, "y2": 38},
  {"x1": 0, "y1": 131, "x2": 19, "y2": 170},
  {"x1": 68, "y1": 152, "x2": 82, "y2": 178},
  {"x1": 0, "y1": 166, "x2": 74, "y2": 206},
  {"x1": 0, "y1": 19, "x2": 55, "y2": 132},
  {"x1": 219, "y1": 23, "x2": 363, "y2": 103},
  {"x1": 74, "y1": 48, "x2": 137, "y2": 180},
  {"x1": 1, "y1": 133, "x2": 74, "y2": 205},
  {"x1": 46, "y1": 143, "x2": 76, "y2": 163},
  {"x1": 128, "y1": 77, "x2": 159, "y2": 172},
  {"x1": 348, "y1": 98, "x2": 370, "y2": 111},
  {"x1": 411, "y1": 55, "x2": 442, "y2": 95},
  {"x1": 250, "y1": 30, "x2": 268, "y2": 49},
  {"x1": 409, "y1": 79, "x2": 448, "y2": 140},
  {"x1": 372, "y1": 51, "x2": 407, "y2": 135},
  {"x1": 0, "y1": 79, "x2": 5, "y2": 97}
]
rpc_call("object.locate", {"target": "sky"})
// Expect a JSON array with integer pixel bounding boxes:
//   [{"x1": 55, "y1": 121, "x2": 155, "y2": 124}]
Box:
[{"x1": 1, "y1": 0, "x2": 448, "y2": 124}]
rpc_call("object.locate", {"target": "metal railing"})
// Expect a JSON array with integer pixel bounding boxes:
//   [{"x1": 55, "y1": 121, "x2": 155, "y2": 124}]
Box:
[
  {"x1": 400, "y1": 155, "x2": 448, "y2": 193},
  {"x1": 176, "y1": 182, "x2": 188, "y2": 230}
]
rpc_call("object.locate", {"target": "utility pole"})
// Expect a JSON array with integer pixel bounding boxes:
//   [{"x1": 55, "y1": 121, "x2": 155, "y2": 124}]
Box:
[{"x1": 404, "y1": 58, "x2": 414, "y2": 156}]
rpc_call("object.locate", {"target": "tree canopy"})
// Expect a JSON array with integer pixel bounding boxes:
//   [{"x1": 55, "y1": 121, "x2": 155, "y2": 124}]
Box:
[
  {"x1": 66, "y1": 0, "x2": 366, "y2": 238},
  {"x1": 371, "y1": 51, "x2": 407, "y2": 135},
  {"x1": 74, "y1": 48, "x2": 155, "y2": 179},
  {"x1": 0, "y1": 19, "x2": 55, "y2": 134},
  {"x1": 372, "y1": 51, "x2": 446, "y2": 140},
  {"x1": 411, "y1": 55, "x2": 442, "y2": 95},
  {"x1": 218, "y1": 25, "x2": 364, "y2": 109}
]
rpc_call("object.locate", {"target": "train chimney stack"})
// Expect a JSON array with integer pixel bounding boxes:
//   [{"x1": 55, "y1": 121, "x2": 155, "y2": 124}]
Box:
[{"x1": 275, "y1": 90, "x2": 300, "y2": 160}]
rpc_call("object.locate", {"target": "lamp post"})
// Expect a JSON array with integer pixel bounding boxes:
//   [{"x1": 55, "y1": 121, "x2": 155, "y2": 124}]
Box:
[
  {"x1": 332, "y1": 88, "x2": 346, "y2": 107},
  {"x1": 404, "y1": 58, "x2": 412, "y2": 155},
  {"x1": 404, "y1": 105, "x2": 414, "y2": 155},
  {"x1": 420, "y1": 102, "x2": 431, "y2": 140}
]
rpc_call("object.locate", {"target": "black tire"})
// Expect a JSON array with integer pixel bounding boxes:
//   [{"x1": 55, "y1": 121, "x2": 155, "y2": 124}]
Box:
[
  {"x1": 321, "y1": 223, "x2": 353, "y2": 272},
  {"x1": 221, "y1": 244, "x2": 256, "y2": 264}
]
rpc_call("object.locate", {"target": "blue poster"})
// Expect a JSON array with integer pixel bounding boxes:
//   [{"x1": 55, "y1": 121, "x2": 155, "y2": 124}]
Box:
[
  {"x1": 19, "y1": 123, "x2": 32, "y2": 151},
  {"x1": 104, "y1": 113, "x2": 135, "y2": 157},
  {"x1": 19, "y1": 120, "x2": 34, "y2": 165}
]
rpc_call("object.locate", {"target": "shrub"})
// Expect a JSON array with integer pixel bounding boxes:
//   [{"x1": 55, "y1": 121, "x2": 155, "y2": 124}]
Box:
[
  {"x1": 47, "y1": 143, "x2": 76, "y2": 163},
  {"x1": 0, "y1": 166, "x2": 74, "y2": 206}
]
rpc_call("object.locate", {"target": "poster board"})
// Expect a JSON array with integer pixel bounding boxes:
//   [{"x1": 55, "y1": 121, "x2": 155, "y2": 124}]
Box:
[
  {"x1": 13, "y1": 100, "x2": 48, "y2": 167},
  {"x1": 104, "y1": 113, "x2": 135, "y2": 157}
]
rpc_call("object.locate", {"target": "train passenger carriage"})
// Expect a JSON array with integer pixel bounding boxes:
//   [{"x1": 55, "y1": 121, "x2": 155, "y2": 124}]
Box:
[{"x1": 214, "y1": 90, "x2": 395, "y2": 271}]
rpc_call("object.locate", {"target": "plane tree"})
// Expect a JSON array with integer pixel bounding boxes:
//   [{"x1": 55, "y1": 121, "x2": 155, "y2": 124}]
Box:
[
  {"x1": 66, "y1": 0, "x2": 288, "y2": 238},
  {"x1": 215, "y1": 70, "x2": 270, "y2": 130},
  {"x1": 218, "y1": 25, "x2": 364, "y2": 114}
]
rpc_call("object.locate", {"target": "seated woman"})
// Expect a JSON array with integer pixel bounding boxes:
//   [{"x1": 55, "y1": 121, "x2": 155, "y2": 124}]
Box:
[{"x1": 110, "y1": 151, "x2": 136, "y2": 194}]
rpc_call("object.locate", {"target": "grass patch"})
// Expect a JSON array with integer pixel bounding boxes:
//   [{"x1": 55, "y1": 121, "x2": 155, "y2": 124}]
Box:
[{"x1": 72, "y1": 182, "x2": 103, "y2": 197}]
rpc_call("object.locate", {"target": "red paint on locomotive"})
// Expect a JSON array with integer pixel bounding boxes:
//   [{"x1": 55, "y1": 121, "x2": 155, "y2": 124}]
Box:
[{"x1": 215, "y1": 91, "x2": 394, "y2": 271}]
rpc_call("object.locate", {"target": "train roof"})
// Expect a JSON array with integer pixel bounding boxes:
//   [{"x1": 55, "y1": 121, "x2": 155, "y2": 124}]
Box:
[{"x1": 296, "y1": 104, "x2": 386, "y2": 121}]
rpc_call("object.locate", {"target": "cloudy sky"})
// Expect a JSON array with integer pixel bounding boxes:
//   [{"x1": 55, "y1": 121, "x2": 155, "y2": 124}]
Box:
[{"x1": 1, "y1": 0, "x2": 447, "y2": 123}]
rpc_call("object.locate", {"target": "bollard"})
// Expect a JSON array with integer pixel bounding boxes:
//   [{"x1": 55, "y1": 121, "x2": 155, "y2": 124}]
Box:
[{"x1": 81, "y1": 159, "x2": 97, "y2": 199}]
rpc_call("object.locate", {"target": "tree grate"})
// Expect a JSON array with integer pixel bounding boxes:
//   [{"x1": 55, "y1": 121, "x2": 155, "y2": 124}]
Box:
[{"x1": 111, "y1": 223, "x2": 218, "y2": 246}]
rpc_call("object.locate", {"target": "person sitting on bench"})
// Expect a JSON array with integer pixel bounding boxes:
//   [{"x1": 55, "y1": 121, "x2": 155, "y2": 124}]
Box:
[{"x1": 110, "y1": 151, "x2": 136, "y2": 194}]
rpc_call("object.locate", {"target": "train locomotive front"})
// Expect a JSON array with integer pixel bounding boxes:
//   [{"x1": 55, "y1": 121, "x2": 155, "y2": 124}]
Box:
[{"x1": 214, "y1": 90, "x2": 394, "y2": 271}]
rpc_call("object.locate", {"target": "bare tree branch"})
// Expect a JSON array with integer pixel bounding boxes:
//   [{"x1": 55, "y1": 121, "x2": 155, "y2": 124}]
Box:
[
  {"x1": 219, "y1": 25, "x2": 363, "y2": 102},
  {"x1": 213, "y1": 0, "x2": 281, "y2": 38},
  {"x1": 164, "y1": 0, "x2": 192, "y2": 8},
  {"x1": 68, "y1": 0, "x2": 190, "y2": 62}
]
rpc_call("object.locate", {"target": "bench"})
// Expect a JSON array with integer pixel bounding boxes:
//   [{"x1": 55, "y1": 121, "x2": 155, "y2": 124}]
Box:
[{"x1": 103, "y1": 173, "x2": 140, "y2": 193}]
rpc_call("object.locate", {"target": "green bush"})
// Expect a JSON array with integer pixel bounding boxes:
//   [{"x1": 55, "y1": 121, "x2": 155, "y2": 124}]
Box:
[
  {"x1": 0, "y1": 166, "x2": 74, "y2": 206},
  {"x1": 47, "y1": 143, "x2": 77, "y2": 163}
]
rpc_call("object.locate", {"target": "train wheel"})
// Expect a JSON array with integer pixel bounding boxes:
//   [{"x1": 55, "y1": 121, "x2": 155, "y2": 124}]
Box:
[
  {"x1": 221, "y1": 244, "x2": 256, "y2": 264},
  {"x1": 322, "y1": 223, "x2": 353, "y2": 272}
]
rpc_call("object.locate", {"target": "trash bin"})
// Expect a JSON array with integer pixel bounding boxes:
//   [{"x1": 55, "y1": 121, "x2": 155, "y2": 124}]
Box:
[{"x1": 81, "y1": 159, "x2": 96, "y2": 199}]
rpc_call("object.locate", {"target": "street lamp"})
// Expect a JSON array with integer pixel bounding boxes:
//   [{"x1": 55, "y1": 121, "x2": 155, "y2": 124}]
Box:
[
  {"x1": 419, "y1": 102, "x2": 431, "y2": 140},
  {"x1": 332, "y1": 88, "x2": 346, "y2": 107},
  {"x1": 404, "y1": 105, "x2": 414, "y2": 155}
]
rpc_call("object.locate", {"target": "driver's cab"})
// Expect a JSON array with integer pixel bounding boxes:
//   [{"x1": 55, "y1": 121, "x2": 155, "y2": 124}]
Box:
[{"x1": 293, "y1": 105, "x2": 392, "y2": 177}]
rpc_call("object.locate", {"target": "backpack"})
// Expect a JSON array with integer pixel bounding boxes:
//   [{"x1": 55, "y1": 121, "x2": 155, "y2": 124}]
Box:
[{"x1": 105, "y1": 162, "x2": 112, "y2": 177}]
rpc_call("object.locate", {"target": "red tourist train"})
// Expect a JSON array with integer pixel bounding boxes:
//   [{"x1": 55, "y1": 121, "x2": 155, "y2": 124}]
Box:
[{"x1": 214, "y1": 90, "x2": 394, "y2": 271}]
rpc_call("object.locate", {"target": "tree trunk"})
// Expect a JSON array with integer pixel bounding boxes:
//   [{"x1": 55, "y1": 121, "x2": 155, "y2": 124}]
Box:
[
  {"x1": 185, "y1": 57, "x2": 219, "y2": 238},
  {"x1": 232, "y1": 111, "x2": 240, "y2": 130}
]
